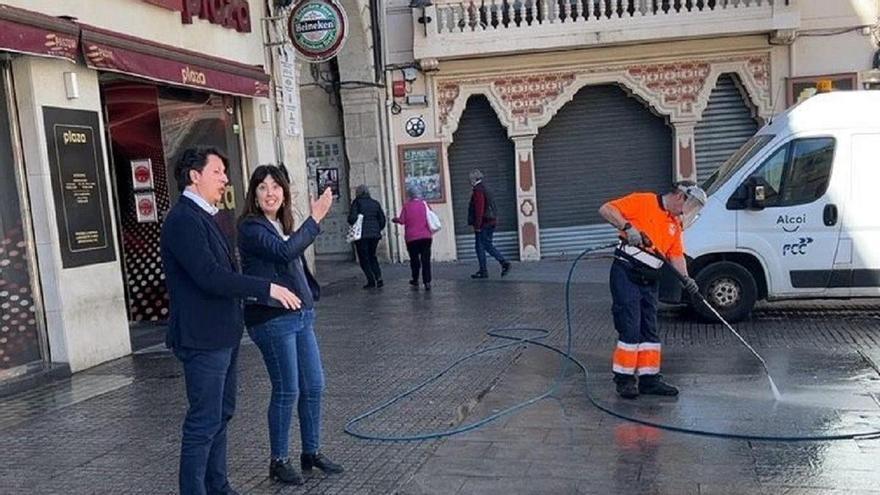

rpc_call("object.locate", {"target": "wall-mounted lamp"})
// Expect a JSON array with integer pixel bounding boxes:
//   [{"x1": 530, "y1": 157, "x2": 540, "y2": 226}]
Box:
[
  {"x1": 63, "y1": 72, "x2": 79, "y2": 100},
  {"x1": 259, "y1": 103, "x2": 272, "y2": 123}
]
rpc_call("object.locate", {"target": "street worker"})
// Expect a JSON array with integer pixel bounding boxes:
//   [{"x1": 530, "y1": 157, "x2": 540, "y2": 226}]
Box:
[{"x1": 598, "y1": 181, "x2": 707, "y2": 399}]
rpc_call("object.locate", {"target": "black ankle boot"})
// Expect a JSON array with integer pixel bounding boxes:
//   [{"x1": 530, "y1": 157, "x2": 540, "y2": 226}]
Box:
[
  {"x1": 613, "y1": 373, "x2": 638, "y2": 399},
  {"x1": 269, "y1": 458, "x2": 304, "y2": 484},
  {"x1": 301, "y1": 452, "x2": 344, "y2": 474},
  {"x1": 638, "y1": 374, "x2": 679, "y2": 396}
]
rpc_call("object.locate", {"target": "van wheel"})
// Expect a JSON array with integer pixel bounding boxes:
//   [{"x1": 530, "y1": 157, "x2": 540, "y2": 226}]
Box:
[{"x1": 692, "y1": 262, "x2": 757, "y2": 323}]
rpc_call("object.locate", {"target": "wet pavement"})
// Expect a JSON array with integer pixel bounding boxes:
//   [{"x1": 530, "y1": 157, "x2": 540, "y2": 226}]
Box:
[{"x1": 3, "y1": 258, "x2": 880, "y2": 494}]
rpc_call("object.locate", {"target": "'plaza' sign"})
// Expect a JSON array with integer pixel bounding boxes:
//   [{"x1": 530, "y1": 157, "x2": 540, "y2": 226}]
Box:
[
  {"x1": 143, "y1": 0, "x2": 251, "y2": 33},
  {"x1": 287, "y1": 0, "x2": 348, "y2": 63}
]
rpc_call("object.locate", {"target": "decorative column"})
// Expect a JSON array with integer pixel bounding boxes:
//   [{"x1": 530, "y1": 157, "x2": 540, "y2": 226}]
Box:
[
  {"x1": 512, "y1": 135, "x2": 540, "y2": 261},
  {"x1": 672, "y1": 121, "x2": 698, "y2": 183}
]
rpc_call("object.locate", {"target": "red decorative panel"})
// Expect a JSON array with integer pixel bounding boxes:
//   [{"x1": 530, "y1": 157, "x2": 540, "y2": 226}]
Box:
[
  {"x1": 678, "y1": 137, "x2": 695, "y2": 179},
  {"x1": 519, "y1": 154, "x2": 533, "y2": 192},
  {"x1": 521, "y1": 221, "x2": 537, "y2": 249}
]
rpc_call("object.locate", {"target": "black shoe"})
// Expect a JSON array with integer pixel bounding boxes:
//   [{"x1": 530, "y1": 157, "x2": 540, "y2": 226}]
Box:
[
  {"x1": 638, "y1": 374, "x2": 679, "y2": 396},
  {"x1": 501, "y1": 261, "x2": 511, "y2": 277},
  {"x1": 409, "y1": 279, "x2": 419, "y2": 287},
  {"x1": 269, "y1": 458, "x2": 304, "y2": 485},
  {"x1": 301, "y1": 452, "x2": 344, "y2": 475},
  {"x1": 471, "y1": 271, "x2": 488, "y2": 279},
  {"x1": 362, "y1": 282, "x2": 376, "y2": 289},
  {"x1": 614, "y1": 374, "x2": 639, "y2": 399},
  {"x1": 424, "y1": 282, "x2": 431, "y2": 291},
  {"x1": 376, "y1": 279, "x2": 384, "y2": 288}
]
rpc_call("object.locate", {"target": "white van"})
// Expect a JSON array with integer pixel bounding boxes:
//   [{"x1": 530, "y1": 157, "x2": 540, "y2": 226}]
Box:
[{"x1": 665, "y1": 91, "x2": 880, "y2": 322}]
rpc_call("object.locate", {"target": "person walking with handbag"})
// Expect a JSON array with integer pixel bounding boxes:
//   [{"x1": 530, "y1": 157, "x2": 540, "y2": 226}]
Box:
[
  {"x1": 392, "y1": 185, "x2": 437, "y2": 290},
  {"x1": 237, "y1": 165, "x2": 344, "y2": 485},
  {"x1": 348, "y1": 185, "x2": 386, "y2": 289}
]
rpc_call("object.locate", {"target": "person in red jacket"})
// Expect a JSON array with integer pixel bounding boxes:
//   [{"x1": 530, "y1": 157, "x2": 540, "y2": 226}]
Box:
[{"x1": 467, "y1": 169, "x2": 511, "y2": 279}]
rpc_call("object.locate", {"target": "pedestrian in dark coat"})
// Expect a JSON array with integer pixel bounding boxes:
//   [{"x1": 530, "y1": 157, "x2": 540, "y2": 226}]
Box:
[
  {"x1": 348, "y1": 184, "x2": 387, "y2": 288},
  {"x1": 467, "y1": 169, "x2": 510, "y2": 279}
]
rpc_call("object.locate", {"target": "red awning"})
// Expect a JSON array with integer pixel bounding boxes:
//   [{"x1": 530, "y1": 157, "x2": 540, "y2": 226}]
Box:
[
  {"x1": 0, "y1": 4, "x2": 79, "y2": 63},
  {"x1": 81, "y1": 25, "x2": 269, "y2": 98}
]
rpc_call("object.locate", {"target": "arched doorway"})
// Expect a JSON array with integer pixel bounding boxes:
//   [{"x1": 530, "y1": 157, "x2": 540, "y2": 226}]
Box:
[
  {"x1": 533, "y1": 84, "x2": 673, "y2": 257},
  {"x1": 695, "y1": 73, "x2": 760, "y2": 183},
  {"x1": 447, "y1": 95, "x2": 519, "y2": 261}
]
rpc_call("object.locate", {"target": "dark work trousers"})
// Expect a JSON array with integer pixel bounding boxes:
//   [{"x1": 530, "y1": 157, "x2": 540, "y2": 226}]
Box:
[
  {"x1": 406, "y1": 238, "x2": 433, "y2": 284},
  {"x1": 173, "y1": 345, "x2": 239, "y2": 495},
  {"x1": 355, "y1": 237, "x2": 382, "y2": 284},
  {"x1": 609, "y1": 260, "x2": 661, "y2": 376}
]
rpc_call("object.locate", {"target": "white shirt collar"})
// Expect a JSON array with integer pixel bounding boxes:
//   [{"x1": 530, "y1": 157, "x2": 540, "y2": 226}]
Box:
[{"x1": 183, "y1": 189, "x2": 219, "y2": 216}]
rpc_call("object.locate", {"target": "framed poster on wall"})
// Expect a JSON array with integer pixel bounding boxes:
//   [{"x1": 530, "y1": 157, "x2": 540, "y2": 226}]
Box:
[
  {"x1": 787, "y1": 73, "x2": 858, "y2": 107},
  {"x1": 316, "y1": 167, "x2": 340, "y2": 197},
  {"x1": 398, "y1": 143, "x2": 445, "y2": 203}
]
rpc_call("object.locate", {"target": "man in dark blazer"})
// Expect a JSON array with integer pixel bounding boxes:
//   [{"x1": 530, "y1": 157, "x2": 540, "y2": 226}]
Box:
[{"x1": 160, "y1": 147, "x2": 301, "y2": 495}]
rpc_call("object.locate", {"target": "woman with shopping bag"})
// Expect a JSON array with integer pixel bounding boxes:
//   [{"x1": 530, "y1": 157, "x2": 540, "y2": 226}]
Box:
[
  {"x1": 348, "y1": 184, "x2": 386, "y2": 289},
  {"x1": 392, "y1": 185, "x2": 439, "y2": 290}
]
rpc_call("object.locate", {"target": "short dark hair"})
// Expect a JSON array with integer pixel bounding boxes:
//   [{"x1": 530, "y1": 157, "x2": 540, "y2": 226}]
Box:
[{"x1": 174, "y1": 147, "x2": 227, "y2": 192}]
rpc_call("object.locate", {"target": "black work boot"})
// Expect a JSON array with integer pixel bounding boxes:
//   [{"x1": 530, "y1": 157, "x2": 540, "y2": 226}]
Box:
[
  {"x1": 638, "y1": 374, "x2": 679, "y2": 396},
  {"x1": 301, "y1": 452, "x2": 344, "y2": 475},
  {"x1": 613, "y1": 373, "x2": 638, "y2": 399},
  {"x1": 269, "y1": 458, "x2": 304, "y2": 484},
  {"x1": 471, "y1": 271, "x2": 488, "y2": 279}
]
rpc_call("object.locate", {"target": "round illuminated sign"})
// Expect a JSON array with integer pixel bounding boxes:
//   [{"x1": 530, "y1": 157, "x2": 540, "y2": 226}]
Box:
[{"x1": 288, "y1": 0, "x2": 348, "y2": 63}]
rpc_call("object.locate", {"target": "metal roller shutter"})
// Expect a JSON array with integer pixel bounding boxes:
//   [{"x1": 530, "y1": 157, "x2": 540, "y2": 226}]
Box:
[
  {"x1": 695, "y1": 74, "x2": 759, "y2": 184},
  {"x1": 448, "y1": 96, "x2": 519, "y2": 261},
  {"x1": 533, "y1": 84, "x2": 673, "y2": 257}
]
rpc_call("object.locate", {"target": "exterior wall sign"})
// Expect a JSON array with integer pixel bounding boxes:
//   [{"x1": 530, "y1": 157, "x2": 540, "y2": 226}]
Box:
[
  {"x1": 0, "y1": 4, "x2": 79, "y2": 62},
  {"x1": 142, "y1": 0, "x2": 252, "y2": 33},
  {"x1": 287, "y1": 0, "x2": 348, "y2": 63},
  {"x1": 279, "y1": 46, "x2": 302, "y2": 136},
  {"x1": 81, "y1": 27, "x2": 270, "y2": 98},
  {"x1": 43, "y1": 107, "x2": 116, "y2": 268},
  {"x1": 398, "y1": 143, "x2": 445, "y2": 203},
  {"x1": 405, "y1": 116, "x2": 426, "y2": 137}
]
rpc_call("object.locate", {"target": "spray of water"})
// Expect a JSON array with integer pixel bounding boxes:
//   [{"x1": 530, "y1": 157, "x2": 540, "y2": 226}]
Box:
[{"x1": 697, "y1": 298, "x2": 782, "y2": 401}]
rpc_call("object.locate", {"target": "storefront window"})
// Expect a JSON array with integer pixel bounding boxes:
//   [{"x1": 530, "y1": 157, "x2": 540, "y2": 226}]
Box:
[
  {"x1": 102, "y1": 81, "x2": 244, "y2": 322},
  {"x1": 0, "y1": 64, "x2": 44, "y2": 370}
]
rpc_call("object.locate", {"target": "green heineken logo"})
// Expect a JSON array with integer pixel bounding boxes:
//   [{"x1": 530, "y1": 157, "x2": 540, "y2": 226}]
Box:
[{"x1": 288, "y1": 0, "x2": 348, "y2": 63}]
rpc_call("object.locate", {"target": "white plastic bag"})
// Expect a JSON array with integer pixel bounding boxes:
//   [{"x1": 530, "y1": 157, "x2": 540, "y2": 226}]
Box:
[
  {"x1": 425, "y1": 202, "x2": 442, "y2": 233},
  {"x1": 346, "y1": 214, "x2": 364, "y2": 243}
]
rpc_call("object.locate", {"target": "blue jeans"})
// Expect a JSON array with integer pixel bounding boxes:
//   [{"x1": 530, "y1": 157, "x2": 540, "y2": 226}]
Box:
[
  {"x1": 173, "y1": 345, "x2": 239, "y2": 495},
  {"x1": 474, "y1": 225, "x2": 506, "y2": 273},
  {"x1": 248, "y1": 309, "x2": 325, "y2": 459}
]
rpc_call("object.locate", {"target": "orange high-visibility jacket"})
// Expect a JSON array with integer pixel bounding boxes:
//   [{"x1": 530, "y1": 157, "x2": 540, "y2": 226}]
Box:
[{"x1": 609, "y1": 192, "x2": 684, "y2": 260}]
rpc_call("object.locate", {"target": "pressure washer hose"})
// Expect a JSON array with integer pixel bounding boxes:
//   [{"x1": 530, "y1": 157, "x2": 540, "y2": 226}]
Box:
[{"x1": 344, "y1": 243, "x2": 880, "y2": 442}]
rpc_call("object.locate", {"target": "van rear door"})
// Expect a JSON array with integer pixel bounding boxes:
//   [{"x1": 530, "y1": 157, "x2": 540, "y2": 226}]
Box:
[{"x1": 735, "y1": 135, "x2": 845, "y2": 296}]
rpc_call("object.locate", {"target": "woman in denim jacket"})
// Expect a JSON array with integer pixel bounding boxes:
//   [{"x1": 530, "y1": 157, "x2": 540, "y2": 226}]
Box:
[{"x1": 237, "y1": 165, "x2": 342, "y2": 484}]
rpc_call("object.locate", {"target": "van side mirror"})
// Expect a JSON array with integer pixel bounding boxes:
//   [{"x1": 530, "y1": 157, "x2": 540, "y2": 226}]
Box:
[
  {"x1": 726, "y1": 178, "x2": 767, "y2": 211},
  {"x1": 748, "y1": 180, "x2": 766, "y2": 211}
]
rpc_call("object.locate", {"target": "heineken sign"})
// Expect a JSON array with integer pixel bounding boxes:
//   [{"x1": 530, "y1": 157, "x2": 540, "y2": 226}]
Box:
[{"x1": 287, "y1": 0, "x2": 348, "y2": 63}]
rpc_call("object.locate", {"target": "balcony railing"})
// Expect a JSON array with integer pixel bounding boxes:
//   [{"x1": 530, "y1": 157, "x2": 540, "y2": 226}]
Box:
[{"x1": 413, "y1": 0, "x2": 798, "y2": 60}]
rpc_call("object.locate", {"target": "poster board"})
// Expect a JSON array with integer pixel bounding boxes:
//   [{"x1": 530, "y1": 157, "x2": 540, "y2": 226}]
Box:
[{"x1": 398, "y1": 143, "x2": 445, "y2": 203}]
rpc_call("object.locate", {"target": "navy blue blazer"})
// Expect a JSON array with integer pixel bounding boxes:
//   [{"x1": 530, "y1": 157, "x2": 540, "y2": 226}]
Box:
[
  {"x1": 160, "y1": 195, "x2": 270, "y2": 350},
  {"x1": 237, "y1": 215, "x2": 321, "y2": 312}
]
